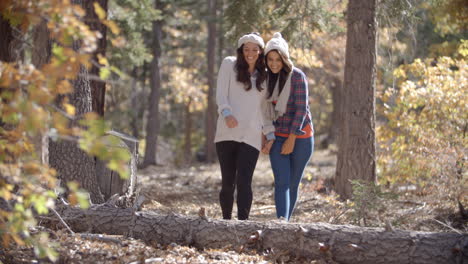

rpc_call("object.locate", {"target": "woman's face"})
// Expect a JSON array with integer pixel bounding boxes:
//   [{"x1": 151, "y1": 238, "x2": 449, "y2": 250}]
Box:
[
  {"x1": 242, "y1": 42, "x2": 261, "y2": 67},
  {"x1": 266, "y1": 50, "x2": 283, "y2": 74}
]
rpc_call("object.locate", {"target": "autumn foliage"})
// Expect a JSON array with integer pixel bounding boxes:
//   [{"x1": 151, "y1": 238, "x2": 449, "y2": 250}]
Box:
[
  {"x1": 377, "y1": 41, "x2": 467, "y2": 199},
  {"x1": 0, "y1": 0, "x2": 129, "y2": 260}
]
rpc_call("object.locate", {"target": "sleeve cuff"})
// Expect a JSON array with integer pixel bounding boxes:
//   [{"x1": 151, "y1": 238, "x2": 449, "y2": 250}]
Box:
[
  {"x1": 266, "y1": 132, "x2": 275, "y2": 141},
  {"x1": 293, "y1": 128, "x2": 306, "y2": 136},
  {"x1": 221, "y1": 108, "x2": 232, "y2": 117}
]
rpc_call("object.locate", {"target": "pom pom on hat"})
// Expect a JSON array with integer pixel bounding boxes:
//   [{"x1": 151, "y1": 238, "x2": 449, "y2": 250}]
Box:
[
  {"x1": 237, "y1": 33, "x2": 265, "y2": 49},
  {"x1": 265, "y1": 32, "x2": 290, "y2": 59}
]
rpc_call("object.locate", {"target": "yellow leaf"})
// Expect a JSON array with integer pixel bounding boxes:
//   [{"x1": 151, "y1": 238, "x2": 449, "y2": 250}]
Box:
[
  {"x1": 68, "y1": 193, "x2": 77, "y2": 205},
  {"x1": 11, "y1": 233, "x2": 25, "y2": 246},
  {"x1": 94, "y1": 2, "x2": 107, "y2": 20},
  {"x1": 97, "y1": 53, "x2": 109, "y2": 66},
  {"x1": 84, "y1": 112, "x2": 99, "y2": 120},
  {"x1": 103, "y1": 20, "x2": 120, "y2": 35},
  {"x1": 63, "y1": 103, "x2": 75, "y2": 116},
  {"x1": 57, "y1": 80, "x2": 72, "y2": 94},
  {"x1": 2, "y1": 234, "x2": 11, "y2": 248},
  {"x1": 110, "y1": 36, "x2": 126, "y2": 48}
]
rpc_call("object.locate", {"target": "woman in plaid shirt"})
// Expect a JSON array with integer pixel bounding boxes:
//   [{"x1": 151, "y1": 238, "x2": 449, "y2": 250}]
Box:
[{"x1": 261, "y1": 32, "x2": 314, "y2": 221}]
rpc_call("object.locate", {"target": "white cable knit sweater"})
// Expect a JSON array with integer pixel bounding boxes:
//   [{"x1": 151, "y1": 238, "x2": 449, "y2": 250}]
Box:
[{"x1": 214, "y1": 56, "x2": 274, "y2": 151}]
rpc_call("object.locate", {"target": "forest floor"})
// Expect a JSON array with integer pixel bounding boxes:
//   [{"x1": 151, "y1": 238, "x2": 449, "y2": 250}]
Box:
[{"x1": 2, "y1": 147, "x2": 466, "y2": 263}]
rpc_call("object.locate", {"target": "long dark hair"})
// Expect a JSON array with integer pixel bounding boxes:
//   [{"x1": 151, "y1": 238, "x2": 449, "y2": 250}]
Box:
[
  {"x1": 235, "y1": 44, "x2": 266, "y2": 91},
  {"x1": 266, "y1": 50, "x2": 292, "y2": 98}
]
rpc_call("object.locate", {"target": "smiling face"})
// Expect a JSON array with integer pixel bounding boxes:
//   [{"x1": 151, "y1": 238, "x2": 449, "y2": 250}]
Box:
[
  {"x1": 266, "y1": 50, "x2": 284, "y2": 74},
  {"x1": 242, "y1": 42, "x2": 261, "y2": 67}
]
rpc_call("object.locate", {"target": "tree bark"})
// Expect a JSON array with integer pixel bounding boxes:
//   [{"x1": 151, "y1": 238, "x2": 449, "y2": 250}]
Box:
[
  {"x1": 130, "y1": 67, "x2": 140, "y2": 138},
  {"x1": 335, "y1": 0, "x2": 377, "y2": 200},
  {"x1": 327, "y1": 75, "x2": 343, "y2": 147},
  {"x1": 142, "y1": 0, "x2": 163, "y2": 167},
  {"x1": 205, "y1": 0, "x2": 217, "y2": 163},
  {"x1": 48, "y1": 64, "x2": 104, "y2": 204},
  {"x1": 48, "y1": 0, "x2": 105, "y2": 204},
  {"x1": 53, "y1": 205, "x2": 468, "y2": 264},
  {"x1": 0, "y1": 16, "x2": 17, "y2": 129},
  {"x1": 30, "y1": 20, "x2": 53, "y2": 164},
  {"x1": 84, "y1": 0, "x2": 108, "y2": 116},
  {"x1": 0, "y1": 16, "x2": 15, "y2": 62},
  {"x1": 184, "y1": 102, "x2": 192, "y2": 164}
]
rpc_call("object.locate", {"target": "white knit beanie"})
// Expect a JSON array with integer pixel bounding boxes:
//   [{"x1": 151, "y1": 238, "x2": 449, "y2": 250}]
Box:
[
  {"x1": 265, "y1": 32, "x2": 293, "y2": 69},
  {"x1": 237, "y1": 33, "x2": 265, "y2": 49}
]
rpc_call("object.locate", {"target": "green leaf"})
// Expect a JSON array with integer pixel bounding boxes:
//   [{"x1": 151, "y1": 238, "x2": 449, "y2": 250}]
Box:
[{"x1": 99, "y1": 67, "x2": 111, "y2": 80}]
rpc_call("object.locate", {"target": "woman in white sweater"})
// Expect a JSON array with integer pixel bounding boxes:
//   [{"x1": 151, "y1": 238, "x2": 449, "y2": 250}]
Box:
[{"x1": 214, "y1": 32, "x2": 275, "y2": 220}]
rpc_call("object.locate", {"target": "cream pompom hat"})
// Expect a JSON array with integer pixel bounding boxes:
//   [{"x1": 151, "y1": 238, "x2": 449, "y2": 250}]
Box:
[
  {"x1": 264, "y1": 32, "x2": 293, "y2": 70},
  {"x1": 237, "y1": 33, "x2": 265, "y2": 49}
]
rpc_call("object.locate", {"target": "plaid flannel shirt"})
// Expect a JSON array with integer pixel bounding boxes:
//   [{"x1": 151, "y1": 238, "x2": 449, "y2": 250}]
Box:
[{"x1": 273, "y1": 68, "x2": 313, "y2": 136}]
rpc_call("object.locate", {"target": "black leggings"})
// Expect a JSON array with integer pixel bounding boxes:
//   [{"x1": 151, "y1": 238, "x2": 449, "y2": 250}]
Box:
[{"x1": 216, "y1": 141, "x2": 259, "y2": 220}]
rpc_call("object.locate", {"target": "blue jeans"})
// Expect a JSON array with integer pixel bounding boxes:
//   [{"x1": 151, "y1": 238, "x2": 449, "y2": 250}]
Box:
[{"x1": 269, "y1": 136, "x2": 314, "y2": 220}]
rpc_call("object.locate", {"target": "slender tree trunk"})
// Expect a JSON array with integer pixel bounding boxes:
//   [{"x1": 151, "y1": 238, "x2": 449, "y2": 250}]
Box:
[
  {"x1": 335, "y1": 0, "x2": 377, "y2": 200},
  {"x1": 84, "y1": 0, "x2": 108, "y2": 116},
  {"x1": 0, "y1": 17, "x2": 15, "y2": 62},
  {"x1": 327, "y1": 76, "x2": 342, "y2": 147},
  {"x1": 30, "y1": 20, "x2": 53, "y2": 164},
  {"x1": 130, "y1": 67, "x2": 140, "y2": 138},
  {"x1": 53, "y1": 205, "x2": 468, "y2": 264},
  {"x1": 142, "y1": 0, "x2": 163, "y2": 167},
  {"x1": 0, "y1": 16, "x2": 16, "y2": 129},
  {"x1": 184, "y1": 101, "x2": 192, "y2": 164},
  {"x1": 217, "y1": 0, "x2": 224, "y2": 68},
  {"x1": 205, "y1": 0, "x2": 217, "y2": 163}
]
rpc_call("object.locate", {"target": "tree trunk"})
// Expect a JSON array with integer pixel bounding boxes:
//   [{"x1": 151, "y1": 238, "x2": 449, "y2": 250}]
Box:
[
  {"x1": 217, "y1": 0, "x2": 224, "y2": 68},
  {"x1": 335, "y1": 0, "x2": 377, "y2": 200},
  {"x1": 205, "y1": 0, "x2": 217, "y2": 163},
  {"x1": 327, "y1": 75, "x2": 343, "y2": 147},
  {"x1": 49, "y1": 65, "x2": 104, "y2": 204},
  {"x1": 0, "y1": 16, "x2": 15, "y2": 62},
  {"x1": 130, "y1": 67, "x2": 140, "y2": 138},
  {"x1": 184, "y1": 102, "x2": 192, "y2": 164},
  {"x1": 0, "y1": 16, "x2": 17, "y2": 129},
  {"x1": 142, "y1": 0, "x2": 163, "y2": 167},
  {"x1": 84, "y1": 0, "x2": 108, "y2": 116},
  {"x1": 30, "y1": 20, "x2": 53, "y2": 164},
  {"x1": 48, "y1": 0, "x2": 105, "y2": 204},
  {"x1": 53, "y1": 205, "x2": 468, "y2": 264}
]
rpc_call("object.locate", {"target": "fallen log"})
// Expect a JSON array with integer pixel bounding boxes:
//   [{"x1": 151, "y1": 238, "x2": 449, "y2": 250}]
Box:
[{"x1": 52, "y1": 204, "x2": 467, "y2": 264}]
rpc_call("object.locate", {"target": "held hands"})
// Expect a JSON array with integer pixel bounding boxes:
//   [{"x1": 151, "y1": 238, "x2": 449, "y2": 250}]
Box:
[
  {"x1": 224, "y1": 115, "x2": 238, "y2": 128},
  {"x1": 281, "y1": 134, "x2": 296, "y2": 155},
  {"x1": 261, "y1": 139, "x2": 274, "y2": 154}
]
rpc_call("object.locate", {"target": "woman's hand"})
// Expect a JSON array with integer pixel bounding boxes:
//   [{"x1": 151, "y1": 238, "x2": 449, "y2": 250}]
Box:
[
  {"x1": 224, "y1": 115, "x2": 238, "y2": 128},
  {"x1": 281, "y1": 134, "x2": 296, "y2": 155},
  {"x1": 262, "y1": 140, "x2": 274, "y2": 154}
]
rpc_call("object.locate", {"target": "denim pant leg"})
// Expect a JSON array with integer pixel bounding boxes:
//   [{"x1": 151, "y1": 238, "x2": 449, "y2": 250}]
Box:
[
  {"x1": 269, "y1": 137, "x2": 291, "y2": 219},
  {"x1": 235, "y1": 143, "x2": 259, "y2": 220},
  {"x1": 288, "y1": 137, "x2": 314, "y2": 219}
]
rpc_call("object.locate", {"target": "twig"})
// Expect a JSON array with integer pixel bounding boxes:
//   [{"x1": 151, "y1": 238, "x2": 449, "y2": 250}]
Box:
[
  {"x1": 128, "y1": 258, "x2": 164, "y2": 264},
  {"x1": 80, "y1": 233, "x2": 122, "y2": 244},
  {"x1": 432, "y1": 219, "x2": 462, "y2": 234},
  {"x1": 50, "y1": 207, "x2": 75, "y2": 234},
  {"x1": 50, "y1": 104, "x2": 78, "y2": 121},
  {"x1": 396, "y1": 200, "x2": 425, "y2": 206},
  {"x1": 330, "y1": 208, "x2": 350, "y2": 224},
  {"x1": 251, "y1": 205, "x2": 276, "y2": 211}
]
